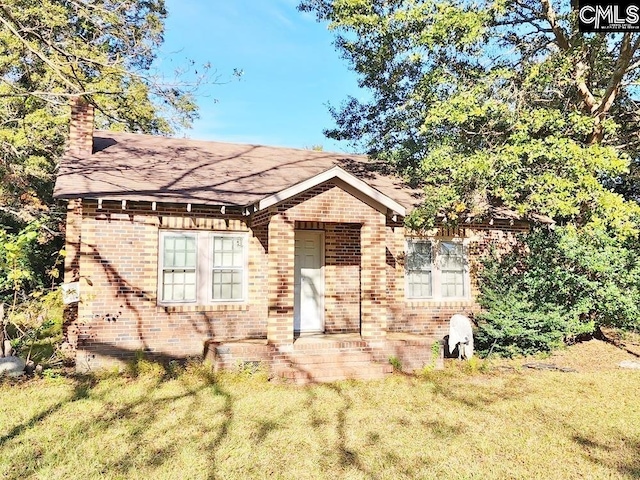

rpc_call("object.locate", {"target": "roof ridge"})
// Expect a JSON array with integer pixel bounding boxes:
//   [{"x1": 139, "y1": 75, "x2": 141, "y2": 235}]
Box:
[{"x1": 92, "y1": 130, "x2": 367, "y2": 158}]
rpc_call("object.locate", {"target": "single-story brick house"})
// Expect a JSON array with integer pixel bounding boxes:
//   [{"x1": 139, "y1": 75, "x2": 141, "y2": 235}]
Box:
[{"x1": 54, "y1": 99, "x2": 546, "y2": 381}]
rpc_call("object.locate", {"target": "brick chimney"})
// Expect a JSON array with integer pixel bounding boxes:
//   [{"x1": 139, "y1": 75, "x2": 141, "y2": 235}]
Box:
[{"x1": 68, "y1": 96, "x2": 94, "y2": 156}]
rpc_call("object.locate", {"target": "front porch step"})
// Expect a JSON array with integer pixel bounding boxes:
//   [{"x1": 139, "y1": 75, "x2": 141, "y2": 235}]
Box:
[
  {"x1": 275, "y1": 349, "x2": 393, "y2": 384},
  {"x1": 276, "y1": 363, "x2": 393, "y2": 385},
  {"x1": 206, "y1": 333, "x2": 441, "y2": 381},
  {"x1": 289, "y1": 351, "x2": 374, "y2": 365},
  {"x1": 292, "y1": 339, "x2": 370, "y2": 352}
]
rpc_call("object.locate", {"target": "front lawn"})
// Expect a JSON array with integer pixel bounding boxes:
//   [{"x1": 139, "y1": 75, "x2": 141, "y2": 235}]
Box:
[{"x1": 1, "y1": 338, "x2": 639, "y2": 479}]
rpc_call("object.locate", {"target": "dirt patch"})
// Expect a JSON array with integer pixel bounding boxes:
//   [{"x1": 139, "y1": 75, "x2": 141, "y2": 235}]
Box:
[
  {"x1": 481, "y1": 333, "x2": 640, "y2": 374},
  {"x1": 598, "y1": 327, "x2": 640, "y2": 356},
  {"x1": 538, "y1": 337, "x2": 640, "y2": 373}
]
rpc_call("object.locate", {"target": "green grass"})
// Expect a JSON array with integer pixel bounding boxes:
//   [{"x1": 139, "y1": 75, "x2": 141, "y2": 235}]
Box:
[{"x1": 1, "y1": 342, "x2": 639, "y2": 480}]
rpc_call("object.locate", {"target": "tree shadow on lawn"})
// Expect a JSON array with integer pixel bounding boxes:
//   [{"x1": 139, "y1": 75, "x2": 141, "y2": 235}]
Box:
[
  {"x1": 0, "y1": 342, "x2": 218, "y2": 444},
  {"x1": 203, "y1": 378, "x2": 233, "y2": 480},
  {"x1": 0, "y1": 360, "x2": 235, "y2": 480},
  {"x1": 335, "y1": 379, "x2": 504, "y2": 477},
  {"x1": 304, "y1": 383, "x2": 380, "y2": 479},
  {"x1": 302, "y1": 381, "x2": 447, "y2": 480},
  {"x1": 78, "y1": 367, "x2": 235, "y2": 479},
  {"x1": 298, "y1": 376, "x2": 523, "y2": 479},
  {"x1": 428, "y1": 372, "x2": 529, "y2": 411},
  {"x1": 248, "y1": 401, "x2": 299, "y2": 446},
  {"x1": 0, "y1": 374, "x2": 98, "y2": 448},
  {"x1": 573, "y1": 434, "x2": 640, "y2": 478}
]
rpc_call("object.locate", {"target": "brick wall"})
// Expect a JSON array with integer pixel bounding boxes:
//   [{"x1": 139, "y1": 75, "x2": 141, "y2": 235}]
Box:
[
  {"x1": 324, "y1": 223, "x2": 361, "y2": 333},
  {"x1": 62, "y1": 199, "x2": 82, "y2": 350},
  {"x1": 386, "y1": 221, "x2": 529, "y2": 337},
  {"x1": 67, "y1": 200, "x2": 269, "y2": 370},
  {"x1": 62, "y1": 178, "x2": 529, "y2": 370}
]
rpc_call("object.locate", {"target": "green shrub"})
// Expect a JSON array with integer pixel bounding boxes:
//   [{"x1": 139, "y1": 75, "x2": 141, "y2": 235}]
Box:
[
  {"x1": 4, "y1": 289, "x2": 63, "y2": 363},
  {"x1": 475, "y1": 289, "x2": 586, "y2": 357},
  {"x1": 1, "y1": 219, "x2": 65, "y2": 365},
  {"x1": 0, "y1": 220, "x2": 63, "y2": 304},
  {"x1": 475, "y1": 226, "x2": 640, "y2": 357}
]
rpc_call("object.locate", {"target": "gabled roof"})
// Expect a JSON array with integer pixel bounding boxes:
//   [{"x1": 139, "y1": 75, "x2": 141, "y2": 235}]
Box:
[
  {"x1": 54, "y1": 130, "x2": 554, "y2": 224},
  {"x1": 258, "y1": 166, "x2": 406, "y2": 216},
  {"x1": 53, "y1": 131, "x2": 421, "y2": 214}
]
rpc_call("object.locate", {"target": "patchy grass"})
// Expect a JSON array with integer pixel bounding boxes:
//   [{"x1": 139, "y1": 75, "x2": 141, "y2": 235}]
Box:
[{"x1": 1, "y1": 339, "x2": 639, "y2": 480}]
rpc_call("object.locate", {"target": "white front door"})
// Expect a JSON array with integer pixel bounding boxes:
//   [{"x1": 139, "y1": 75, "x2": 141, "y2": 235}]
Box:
[{"x1": 294, "y1": 231, "x2": 324, "y2": 333}]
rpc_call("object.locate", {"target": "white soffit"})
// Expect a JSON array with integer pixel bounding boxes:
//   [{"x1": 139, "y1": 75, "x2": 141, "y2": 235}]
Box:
[{"x1": 257, "y1": 166, "x2": 406, "y2": 216}]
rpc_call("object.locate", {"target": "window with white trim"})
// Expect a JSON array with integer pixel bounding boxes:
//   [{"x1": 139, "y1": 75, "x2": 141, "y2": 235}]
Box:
[
  {"x1": 212, "y1": 236, "x2": 245, "y2": 300},
  {"x1": 159, "y1": 231, "x2": 247, "y2": 304},
  {"x1": 162, "y1": 233, "x2": 197, "y2": 302},
  {"x1": 439, "y1": 242, "x2": 465, "y2": 297},
  {"x1": 405, "y1": 239, "x2": 468, "y2": 299},
  {"x1": 406, "y1": 240, "x2": 433, "y2": 298}
]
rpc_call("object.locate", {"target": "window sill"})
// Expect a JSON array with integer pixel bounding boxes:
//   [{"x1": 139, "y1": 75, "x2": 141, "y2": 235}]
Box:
[{"x1": 159, "y1": 303, "x2": 249, "y2": 313}]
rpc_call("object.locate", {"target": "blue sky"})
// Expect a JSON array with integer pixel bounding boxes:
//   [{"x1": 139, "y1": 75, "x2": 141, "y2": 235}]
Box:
[{"x1": 157, "y1": 0, "x2": 360, "y2": 152}]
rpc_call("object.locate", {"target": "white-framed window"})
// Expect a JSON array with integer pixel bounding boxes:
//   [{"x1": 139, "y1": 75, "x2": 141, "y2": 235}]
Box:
[
  {"x1": 438, "y1": 241, "x2": 465, "y2": 298},
  {"x1": 161, "y1": 233, "x2": 198, "y2": 302},
  {"x1": 405, "y1": 238, "x2": 468, "y2": 300},
  {"x1": 405, "y1": 240, "x2": 433, "y2": 298},
  {"x1": 211, "y1": 235, "x2": 245, "y2": 301},
  {"x1": 159, "y1": 231, "x2": 248, "y2": 305}
]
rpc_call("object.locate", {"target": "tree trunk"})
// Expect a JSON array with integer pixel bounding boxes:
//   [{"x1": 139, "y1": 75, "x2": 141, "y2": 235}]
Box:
[{"x1": 587, "y1": 118, "x2": 605, "y2": 145}]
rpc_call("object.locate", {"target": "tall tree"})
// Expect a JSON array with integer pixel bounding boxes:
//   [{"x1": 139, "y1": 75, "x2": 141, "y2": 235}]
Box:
[
  {"x1": 299, "y1": 0, "x2": 640, "y2": 235},
  {"x1": 0, "y1": 0, "x2": 204, "y2": 221},
  {"x1": 0, "y1": 0, "x2": 206, "y2": 300}
]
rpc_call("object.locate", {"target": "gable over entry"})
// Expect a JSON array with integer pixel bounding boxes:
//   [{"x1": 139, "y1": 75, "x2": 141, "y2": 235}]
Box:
[
  {"x1": 249, "y1": 167, "x2": 405, "y2": 348},
  {"x1": 252, "y1": 174, "x2": 398, "y2": 348},
  {"x1": 254, "y1": 165, "x2": 405, "y2": 219}
]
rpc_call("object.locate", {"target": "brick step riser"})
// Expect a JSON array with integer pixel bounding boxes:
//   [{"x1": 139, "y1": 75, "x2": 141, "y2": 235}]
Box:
[
  {"x1": 287, "y1": 365, "x2": 389, "y2": 374},
  {"x1": 293, "y1": 351, "x2": 374, "y2": 357},
  {"x1": 293, "y1": 347, "x2": 374, "y2": 355},
  {"x1": 288, "y1": 379, "x2": 387, "y2": 385},
  {"x1": 289, "y1": 361, "x2": 382, "y2": 369},
  {"x1": 215, "y1": 345, "x2": 374, "y2": 356},
  {"x1": 307, "y1": 373, "x2": 390, "y2": 382},
  {"x1": 278, "y1": 363, "x2": 392, "y2": 374},
  {"x1": 277, "y1": 365, "x2": 393, "y2": 379},
  {"x1": 293, "y1": 342, "x2": 370, "y2": 351},
  {"x1": 288, "y1": 353, "x2": 375, "y2": 364}
]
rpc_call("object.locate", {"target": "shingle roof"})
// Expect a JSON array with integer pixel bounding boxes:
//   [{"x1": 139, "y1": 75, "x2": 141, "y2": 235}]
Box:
[
  {"x1": 53, "y1": 131, "x2": 422, "y2": 211},
  {"x1": 53, "y1": 130, "x2": 553, "y2": 224}
]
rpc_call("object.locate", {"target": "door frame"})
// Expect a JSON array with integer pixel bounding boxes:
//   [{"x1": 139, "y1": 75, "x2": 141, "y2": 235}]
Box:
[{"x1": 293, "y1": 229, "x2": 325, "y2": 334}]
